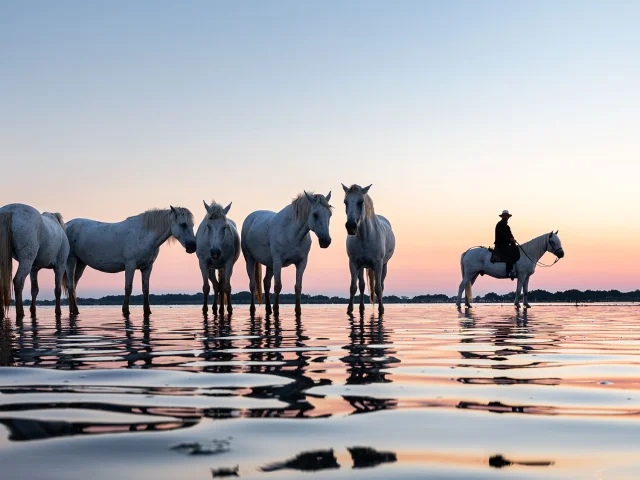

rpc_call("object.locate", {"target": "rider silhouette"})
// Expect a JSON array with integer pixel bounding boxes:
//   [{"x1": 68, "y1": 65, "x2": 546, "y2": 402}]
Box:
[{"x1": 495, "y1": 210, "x2": 520, "y2": 280}]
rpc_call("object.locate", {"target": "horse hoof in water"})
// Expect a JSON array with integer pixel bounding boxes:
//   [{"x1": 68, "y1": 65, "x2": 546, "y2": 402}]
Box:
[
  {"x1": 144, "y1": 309, "x2": 152, "y2": 316},
  {"x1": 514, "y1": 303, "x2": 521, "y2": 309},
  {"x1": 347, "y1": 306, "x2": 353, "y2": 315},
  {"x1": 524, "y1": 303, "x2": 531, "y2": 309},
  {"x1": 465, "y1": 304, "x2": 472, "y2": 309},
  {"x1": 202, "y1": 305, "x2": 208, "y2": 315}
]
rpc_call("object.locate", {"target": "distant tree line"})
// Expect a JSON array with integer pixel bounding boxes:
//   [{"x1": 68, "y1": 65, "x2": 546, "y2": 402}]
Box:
[{"x1": 29, "y1": 289, "x2": 640, "y2": 306}]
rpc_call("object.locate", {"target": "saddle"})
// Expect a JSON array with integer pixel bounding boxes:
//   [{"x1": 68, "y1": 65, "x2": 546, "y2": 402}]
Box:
[{"x1": 487, "y1": 247, "x2": 504, "y2": 264}]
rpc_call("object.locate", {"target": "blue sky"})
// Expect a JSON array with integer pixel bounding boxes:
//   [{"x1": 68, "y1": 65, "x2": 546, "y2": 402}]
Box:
[{"x1": 2, "y1": 1, "x2": 639, "y2": 297}]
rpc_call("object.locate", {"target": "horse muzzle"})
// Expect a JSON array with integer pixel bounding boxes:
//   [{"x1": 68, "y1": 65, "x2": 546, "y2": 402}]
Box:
[
  {"x1": 319, "y1": 237, "x2": 332, "y2": 249},
  {"x1": 345, "y1": 221, "x2": 358, "y2": 236},
  {"x1": 186, "y1": 242, "x2": 197, "y2": 254},
  {"x1": 556, "y1": 249, "x2": 565, "y2": 258},
  {"x1": 210, "y1": 248, "x2": 222, "y2": 260}
]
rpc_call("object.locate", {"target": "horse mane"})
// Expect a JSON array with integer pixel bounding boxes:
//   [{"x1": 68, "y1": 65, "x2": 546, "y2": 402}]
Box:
[
  {"x1": 345, "y1": 184, "x2": 375, "y2": 219},
  {"x1": 291, "y1": 192, "x2": 332, "y2": 222},
  {"x1": 205, "y1": 200, "x2": 227, "y2": 220},
  {"x1": 520, "y1": 233, "x2": 549, "y2": 259},
  {"x1": 142, "y1": 207, "x2": 193, "y2": 238}
]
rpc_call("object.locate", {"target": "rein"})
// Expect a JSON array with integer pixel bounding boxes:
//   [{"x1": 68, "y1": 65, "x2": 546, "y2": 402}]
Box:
[{"x1": 516, "y1": 241, "x2": 561, "y2": 268}]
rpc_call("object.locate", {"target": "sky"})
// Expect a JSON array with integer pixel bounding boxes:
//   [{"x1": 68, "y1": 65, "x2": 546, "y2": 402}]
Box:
[{"x1": 1, "y1": 1, "x2": 639, "y2": 299}]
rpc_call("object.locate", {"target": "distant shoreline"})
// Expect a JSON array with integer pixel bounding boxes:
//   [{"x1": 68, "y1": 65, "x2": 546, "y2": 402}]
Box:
[{"x1": 25, "y1": 289, "x2": 640, "y2": 306}]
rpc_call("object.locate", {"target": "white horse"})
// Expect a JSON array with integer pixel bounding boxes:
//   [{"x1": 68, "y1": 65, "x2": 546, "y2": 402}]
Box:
[
  {"x1": 0, "y1": 204, "x2": 70, "y2": 319},
  {"x1": 196, "y1": 200, "x2": 240, "y2": 316},
  {"x1": 456, "y1": 231, "x2": 565, "y2": 309},
  {"x1": 242, "y1": 191, "x2": 333, "y2": 317},
  {"x1": 65, "y1": 206, "x2": 196, "y2": 316},
  {"x1": 342, "y1": 184, "x2": 396, "y2": 315}
]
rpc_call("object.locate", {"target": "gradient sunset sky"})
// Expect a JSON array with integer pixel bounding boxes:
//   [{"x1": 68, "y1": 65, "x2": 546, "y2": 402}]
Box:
[{"x1": 2, "y1": 1, "x2": 639, "y2": 299}]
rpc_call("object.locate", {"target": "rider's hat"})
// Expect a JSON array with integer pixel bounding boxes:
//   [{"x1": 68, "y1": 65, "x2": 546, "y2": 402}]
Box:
[{"x1": 499, "y1": 210, "x2": 512, "y2": 218}]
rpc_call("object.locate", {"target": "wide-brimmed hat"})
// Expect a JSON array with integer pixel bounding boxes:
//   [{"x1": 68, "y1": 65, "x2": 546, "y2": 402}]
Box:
[{"x1": 499, "y1": 210, "x2": 512, "y2": 218}]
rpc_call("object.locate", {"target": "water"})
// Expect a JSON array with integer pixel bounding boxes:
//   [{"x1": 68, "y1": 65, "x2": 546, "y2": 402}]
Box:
[{"x1": 1, "y1": 304, "x2": 640, "y2": 479}]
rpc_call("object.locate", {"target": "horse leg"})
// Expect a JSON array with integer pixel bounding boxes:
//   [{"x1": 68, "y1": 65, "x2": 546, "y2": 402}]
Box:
[
  {"x1": 217, "y1": 269, "x2": 225, "y2": 316},
  {"x1": 29, "y1": 269, "x2": 39, "y2": 316},
  {"x1": 141, "y1": 265, "x2": 153, "y2": 316},
  {"x1": 263, "y1": 266, "x2": 273, "y2": 315},
  {"x1": 70, "y1": 262, "x2": 86, "y2": 315},
  {"x1": 273, "y1": 260, "x2": 283, "y2": 317},
  {"x1": 347, "y1": 260, "x2": 358, "y2": 315},
  {"x1": 245, "y1": 255, "x2": 257, "y2": 316},
  {"x1": 358, "y1": 268, "x2": 366, "y2": 313},
  {"x1": 294, "y1": 257, "x2": 308, "y2": 317},
  {"x1": 122, "y1": 264, "x2": 136, "y2": 316},
  {"x1": 514, "y1": 277, "x2": 524, "y2": 309},
  {"x1": 374, "y1": 263, "x2": 384, "y2": 315},
  {"x1": 381, "y1": 263, "x2": 388, "y2": 293},
  {"x1": 224, "y1": 263, "x2": 234, "y2": 316},
  {"x1": 523, "y1": 276, "x2": 531, "y2": 308},
  {"x1": 53, "y1": 263, "x2": 65, "y2": 317},
  {"x1": 457, "y1": 275, "x2": 470, "y2": 308},
  {"x1": 199, "y1": 260, "x2": 210, "y2": 315},
  {"x1": 209, "y1": 269, "x2": 220, "y2": 315},
  {"x1": 13, "y1": 260, "x2": 33, "y2": 319}
]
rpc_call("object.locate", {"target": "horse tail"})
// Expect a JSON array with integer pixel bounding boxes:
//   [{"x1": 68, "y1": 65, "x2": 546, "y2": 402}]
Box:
[
  {"x1": 0, "y1": 212, "x2": 13, "y2": 316},
  {"x1": 254, "y1": 263, "x2": 263, "y2": 304},
  {"x1": 61, "y1": 271, "x2": 69, "y2": 297},
  {"x1": 460, "y1": 251, "x2": 473, "y2": 305},
  {"x1": 51, "y1": 212, "x2": 65, "y2": 229},
  {"x1": 366, "y1": 268, "x2": 375, "y2": 304}
]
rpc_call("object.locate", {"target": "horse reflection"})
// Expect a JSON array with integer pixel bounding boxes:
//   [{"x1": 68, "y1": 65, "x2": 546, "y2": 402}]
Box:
[
  {"x1": 342, "y1": 314, "x2": 397, "y2": 385},
  {"x1": 338, "y1": 314, "x2": 399, "y2": 414},
  {"x1": 456, "y1": 308, "x2": 562, "y2": 389},
  {"x1": 260, "y1": 446, "x2": 397, "y2": 473},
  {"x1": 0, "y1": 415, "x2": 195, "y2": 442}
]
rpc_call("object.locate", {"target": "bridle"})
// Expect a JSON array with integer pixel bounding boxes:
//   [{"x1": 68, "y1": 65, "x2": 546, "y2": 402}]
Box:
[{"x1": 516, "y1": 237, "x2": 562, "y2": 268}]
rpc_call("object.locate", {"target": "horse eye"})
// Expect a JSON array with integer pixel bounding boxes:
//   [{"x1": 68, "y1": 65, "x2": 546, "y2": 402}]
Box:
[
  {"x1": 358, "y1": 201, "x2": 364, "y2": 207},
  {"x1": 313, "y1": 213, "x2": 318, "y2": 219}
]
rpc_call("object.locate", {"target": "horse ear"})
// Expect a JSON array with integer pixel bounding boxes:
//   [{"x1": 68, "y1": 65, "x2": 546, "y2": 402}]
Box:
[
  {"x1": 203, "y1": 200, "x2": 211, "y2": 214},
  {"x1": 362, "y1": 184, "x2": 372, "y2": 195},
  {"x1": 170, "y1": 205, "x2": 177, "y2": 216},
  {"x1": 342, "y1": 183, "x2": 349, "y2": 193},
  {"x1": 223, "y1": 202, "x2": 232, "y2": 215},
  {"x1": 549, "y1": 232, "x2": 553, "y2": 238},
  {"x1": 555, "y1": 230, "x2": 559, "y2": 234},
  {"x1": 325, "y1": 191, "x2": 331, "y2": 202},
  {"x1": 304, "y1": 191, "x2": 315, "y2": 203}
]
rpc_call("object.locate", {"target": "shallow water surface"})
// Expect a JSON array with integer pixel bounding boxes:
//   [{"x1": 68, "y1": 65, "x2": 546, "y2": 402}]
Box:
[{"x1": 1, "y1": 304, "x2": 640, "y2": 479}]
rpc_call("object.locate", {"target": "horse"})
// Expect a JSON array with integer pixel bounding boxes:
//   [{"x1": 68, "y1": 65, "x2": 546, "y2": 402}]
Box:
[
  {"x1": 0, "y1": 204, "x2": 70, "y2": 319},
  {"x1": 241, "y1": 191, "x2": 333, "y2": 317},
  {"x1": 65, "y1": 206, "x2": 196, "y2": 316},
  {"x1": 196, "y1": 200, "x2": 240, "y2": 316},
  {"x1": 456, "y1": 231, "x2": 565, "y2": 309},
  {"x1": 342, "y1": 184, "x2": 396, "y2": 315}
]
